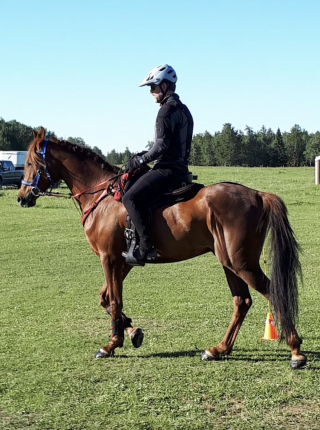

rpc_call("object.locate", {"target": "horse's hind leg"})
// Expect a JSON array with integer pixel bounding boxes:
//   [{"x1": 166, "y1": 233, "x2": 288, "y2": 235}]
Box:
[
  {"x1": 238, "y1": 267, "x2": 305, "y2": 367},
  {"x1": 202, "y1": 267, "x2": 252, "y2": 361}
]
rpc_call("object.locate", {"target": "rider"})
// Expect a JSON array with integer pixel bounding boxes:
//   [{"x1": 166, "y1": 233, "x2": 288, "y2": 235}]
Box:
[{"x1": 122, "y1": 64, "x2": 194, "y2": 262}]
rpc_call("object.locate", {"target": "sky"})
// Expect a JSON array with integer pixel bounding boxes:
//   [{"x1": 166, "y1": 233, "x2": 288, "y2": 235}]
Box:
[{"x1": 1, "y1": 0, "x2": 319, "y2": 155}]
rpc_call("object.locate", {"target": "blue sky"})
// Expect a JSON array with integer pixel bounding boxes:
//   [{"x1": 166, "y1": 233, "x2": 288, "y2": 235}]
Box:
[{"x1": 1, "y1": 0, "x2": 319, "y2": 154}]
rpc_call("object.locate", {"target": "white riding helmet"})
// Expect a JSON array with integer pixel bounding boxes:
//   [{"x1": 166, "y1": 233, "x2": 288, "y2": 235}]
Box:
[{"x1": 139, "y1": 64, "x2": 177, "y2": 87}]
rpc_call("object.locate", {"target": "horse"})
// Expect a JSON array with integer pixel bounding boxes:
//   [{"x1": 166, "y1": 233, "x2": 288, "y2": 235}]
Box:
[{"x1": 17, "y1": 127, "x2": 306, "y2": 369}]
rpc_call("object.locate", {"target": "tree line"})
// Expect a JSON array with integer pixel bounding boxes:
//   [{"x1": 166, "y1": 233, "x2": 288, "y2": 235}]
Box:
[
  {"x1": 1, "y1": 118, "x2": 319, "y2": 167},
  {"x1": 189, "y1": 124, "x2": 320, "y2": 167},
  {"x1": 0, "y1": 118, "x2": 105, "y2": 158}
]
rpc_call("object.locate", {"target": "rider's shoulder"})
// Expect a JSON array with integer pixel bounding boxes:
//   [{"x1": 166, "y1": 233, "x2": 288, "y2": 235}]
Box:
[{"x1": 158, "y1": 94, "x2": 180, "y2": 118}]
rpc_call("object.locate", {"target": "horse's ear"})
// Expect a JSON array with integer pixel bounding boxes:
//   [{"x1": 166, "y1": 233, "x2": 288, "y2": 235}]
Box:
[
  {"x1": 38, "y1": 127, "x2": 46, "y2": 141},
  {"x1": 32, "y1": 130, "x2": 38, "y2": 139}
]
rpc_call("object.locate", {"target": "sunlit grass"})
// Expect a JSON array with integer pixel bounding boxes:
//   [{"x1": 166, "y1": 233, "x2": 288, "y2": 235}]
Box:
[{"x1": 1, "y1": 167, "x2": 320, "y2": 429}]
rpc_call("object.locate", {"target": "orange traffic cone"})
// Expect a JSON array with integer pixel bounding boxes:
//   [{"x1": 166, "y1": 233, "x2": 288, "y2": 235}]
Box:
[{"x1": 261, "y1": 312, "x2": 279, "y2": 340}]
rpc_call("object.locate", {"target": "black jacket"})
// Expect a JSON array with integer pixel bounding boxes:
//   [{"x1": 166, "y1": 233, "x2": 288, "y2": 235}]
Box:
[{"x1": 142, "y1": 93, "x2": 193, "y2": 166}]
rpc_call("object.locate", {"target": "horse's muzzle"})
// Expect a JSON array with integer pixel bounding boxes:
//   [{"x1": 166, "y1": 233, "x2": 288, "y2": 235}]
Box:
[{"x1": 17, "y1": 192, "x2": 37, "y2": 207}]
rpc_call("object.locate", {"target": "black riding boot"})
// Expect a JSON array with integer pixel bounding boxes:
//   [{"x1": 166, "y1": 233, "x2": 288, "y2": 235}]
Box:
[{"x1": 135, "y1": 235, "x2": 157, "y2": 262}]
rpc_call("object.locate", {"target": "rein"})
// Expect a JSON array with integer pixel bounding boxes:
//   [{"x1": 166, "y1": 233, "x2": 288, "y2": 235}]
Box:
[{"x1": 72, "y1": 175, "x2": 122, "y2": 200}]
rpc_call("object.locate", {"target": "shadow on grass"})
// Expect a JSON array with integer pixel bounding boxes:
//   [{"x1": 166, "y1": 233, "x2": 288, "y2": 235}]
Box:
[
  {"x1": 141, "y1": 349, "x2": 200, "y2": 358},
  {"x1": 138, "y1": 351, "x2": 289, "y2": 362},
  {"x1": 114, "y1": 350, "x2": 200, "y2": 359},
  {"x1": 114, "y1": 348, "x2": 320, "y2": 366}
]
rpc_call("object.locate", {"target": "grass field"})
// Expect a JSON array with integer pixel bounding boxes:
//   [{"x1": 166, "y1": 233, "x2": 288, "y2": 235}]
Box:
[{"x1": 1, "y1": 167, "x2": 320, "y2": 430}]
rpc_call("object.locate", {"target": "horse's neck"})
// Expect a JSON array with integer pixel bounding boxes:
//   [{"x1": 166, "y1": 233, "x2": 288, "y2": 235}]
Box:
[{"x1": 50, "y1": 147, "x2": 113, "y2": 204}]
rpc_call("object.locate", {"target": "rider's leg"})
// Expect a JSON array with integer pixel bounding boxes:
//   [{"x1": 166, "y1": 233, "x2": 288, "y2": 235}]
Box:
[{"x1": 122, "y1": 166, "x2": 182, "y2": 259}]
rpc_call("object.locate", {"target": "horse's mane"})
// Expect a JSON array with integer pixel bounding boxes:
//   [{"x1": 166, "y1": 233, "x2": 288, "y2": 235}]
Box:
[
  {"x1": 27, "y1": 136, "x2": 119, "y2": 174},
  {"x1": 51, "y1": 138, "x2": 119, "y2": 174}
]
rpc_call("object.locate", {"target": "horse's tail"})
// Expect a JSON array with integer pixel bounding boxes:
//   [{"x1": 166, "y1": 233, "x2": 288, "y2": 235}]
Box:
[{"x1": 261, "y1": 193, "x2": 302, "y2": 339}]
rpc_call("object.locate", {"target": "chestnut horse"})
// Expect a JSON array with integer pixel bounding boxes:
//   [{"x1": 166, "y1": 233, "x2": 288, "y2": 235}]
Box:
[{"x1": 18, "y1": 128, "x2": 306, "y2": 369}]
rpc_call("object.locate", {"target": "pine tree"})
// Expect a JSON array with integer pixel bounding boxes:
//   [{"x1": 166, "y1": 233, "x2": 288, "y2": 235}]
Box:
[
  {"x1": 201, "y1": 131, "x2": 215, "y2": 166},
  {"x1": 256, "y1": 126, "x2": 274, "y2": 166},
  {"x1": 304, "y1": 131, "x2": 320, "y2": 165},
  {"x1": 243, "y1": 126, "x2": 259, "y2": 166},
  {"x1": 284, "y1": 125, "x2": 306, "y2": 167},
  {"x1": 271, "y1": 128, "x2": 287, "y2": 167},
  {"x1": 189, "y1": 137, "x2": 202, "y2": 166},
  {"x1": 215, "y1": 123, "x2": 239, "y2": 166}
]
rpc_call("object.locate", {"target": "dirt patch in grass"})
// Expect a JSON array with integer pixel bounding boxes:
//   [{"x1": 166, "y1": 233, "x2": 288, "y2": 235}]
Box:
[
  {"x1": 203, "y1": 396, "x2": 245, "y2": 417},
  {"x1": 0, "y1": 408, "x2": 39, "y2": 429},
  {"x1": 280, "y1": 400, "x2": 320, "y2": 420},
  {"x1": 260, "y1": 401, "x2": 320, "y2": 430}
]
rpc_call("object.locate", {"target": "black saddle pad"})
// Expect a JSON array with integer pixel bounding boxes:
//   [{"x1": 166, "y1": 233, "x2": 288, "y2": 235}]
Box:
[{"x1": 152, "y1": 182, "x2": 204, "y2": 210}]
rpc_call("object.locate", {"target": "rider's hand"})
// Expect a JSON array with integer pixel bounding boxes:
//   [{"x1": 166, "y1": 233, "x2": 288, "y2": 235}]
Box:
[{"x1": 125, "y1": 156, "x2": 143, "y2": 173}]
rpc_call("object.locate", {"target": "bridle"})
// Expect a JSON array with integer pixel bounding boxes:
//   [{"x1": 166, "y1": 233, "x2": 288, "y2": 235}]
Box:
[{"x1": 21, "y1": 139, "x2": 56, "y2": 197}]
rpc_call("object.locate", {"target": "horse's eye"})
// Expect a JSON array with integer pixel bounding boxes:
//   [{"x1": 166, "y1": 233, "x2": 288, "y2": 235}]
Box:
[{"x1": 28, "y1": 163, "x2": 32, "y2": 167}]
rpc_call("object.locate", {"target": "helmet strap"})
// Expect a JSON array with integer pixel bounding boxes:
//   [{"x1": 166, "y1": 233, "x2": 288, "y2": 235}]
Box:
[{"x1": 159, "y1": 82, "x2": 168, "y2": 103}]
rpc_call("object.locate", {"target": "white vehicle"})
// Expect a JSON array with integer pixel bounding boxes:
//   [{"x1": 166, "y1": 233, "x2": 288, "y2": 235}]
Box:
[{"x1": 0, "y1": 151, "x2": 27, "y2": 171}]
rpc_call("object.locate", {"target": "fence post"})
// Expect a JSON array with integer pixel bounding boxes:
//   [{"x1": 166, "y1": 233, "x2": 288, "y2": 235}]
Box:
[{"x1": 315, "y1": 156, "x2": 320, "y2": 185}]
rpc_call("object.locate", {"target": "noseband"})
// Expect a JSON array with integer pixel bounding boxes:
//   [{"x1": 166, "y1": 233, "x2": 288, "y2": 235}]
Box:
[{"x1": 21, "y1": 139, "x2": 55, "y2": 196}]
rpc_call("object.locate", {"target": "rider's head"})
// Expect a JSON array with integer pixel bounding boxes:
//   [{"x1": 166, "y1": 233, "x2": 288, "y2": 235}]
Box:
[{"x1": 139, "y1": 64, "x2": 177, "y2": 103}]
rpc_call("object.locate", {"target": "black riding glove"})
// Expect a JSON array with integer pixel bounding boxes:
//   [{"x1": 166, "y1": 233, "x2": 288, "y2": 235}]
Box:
[{"x1": 125, "y1": 156, "x2": 144, "y2": 173}]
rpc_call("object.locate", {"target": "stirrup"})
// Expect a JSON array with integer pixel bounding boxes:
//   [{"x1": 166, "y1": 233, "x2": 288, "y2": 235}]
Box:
[
  {"x1": 122, "y1": 248, "x2": 145, "y2": 266},
  {"x1": 122, "y1": 225, "x2": 145, "y2": 266}
]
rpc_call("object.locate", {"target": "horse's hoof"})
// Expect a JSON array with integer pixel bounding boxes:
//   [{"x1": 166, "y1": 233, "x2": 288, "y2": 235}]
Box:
[
  {"x1": 290, "y1": 356, "x2": 307, "y2": 370},
  {"x1": 130, "y1": 328, "x2": 144, "y2": 348},
  {"x1": 201, "y1": 350, "x2": 217, "y2": 361},
  {"x1": 95, "y1": 348, "x2": 115, "y2": 359}
]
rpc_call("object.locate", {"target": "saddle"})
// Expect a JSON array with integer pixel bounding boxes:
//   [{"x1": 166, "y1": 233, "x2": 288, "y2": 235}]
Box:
[{"x1": 115, "y1": 168, "x2": 204, "y2": 266}]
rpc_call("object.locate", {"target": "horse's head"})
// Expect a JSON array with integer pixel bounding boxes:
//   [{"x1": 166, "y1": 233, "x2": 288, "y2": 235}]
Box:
[{"x1": 17, "y1": 127, "x2": 56, "y2": 207}]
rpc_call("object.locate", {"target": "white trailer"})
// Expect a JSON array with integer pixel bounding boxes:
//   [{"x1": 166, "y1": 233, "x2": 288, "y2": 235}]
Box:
[{"x1": 0, "y1": 151, "x2": 27, "y2": 170}]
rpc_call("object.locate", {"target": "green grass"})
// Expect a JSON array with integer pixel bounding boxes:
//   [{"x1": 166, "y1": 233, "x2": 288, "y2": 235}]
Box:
[{"x1": 1, "y1": 167, "x2": 320, "y2": 430}]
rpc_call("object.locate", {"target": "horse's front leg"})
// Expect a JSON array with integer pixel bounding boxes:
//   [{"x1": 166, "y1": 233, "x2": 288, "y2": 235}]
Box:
[
  {"x1": 98, "y1": 264, "x2": 144, "y2": 349},
  {"x1": 99, "y1": 281, "x2": 134, "y2": 329},
  {"x1": 95, "y1": 256, "x2": 125, "y2": 358}
]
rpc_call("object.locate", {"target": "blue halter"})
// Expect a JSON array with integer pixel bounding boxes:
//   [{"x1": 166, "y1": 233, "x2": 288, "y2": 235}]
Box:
[{"x1": 21, "y1": 139, "x2": 54, "y2": 195}]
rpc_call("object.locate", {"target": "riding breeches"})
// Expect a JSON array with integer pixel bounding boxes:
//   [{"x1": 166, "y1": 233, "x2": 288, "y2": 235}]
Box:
[{"x1": 122, "y1": 165, "x2": 187, "y2": 243}]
